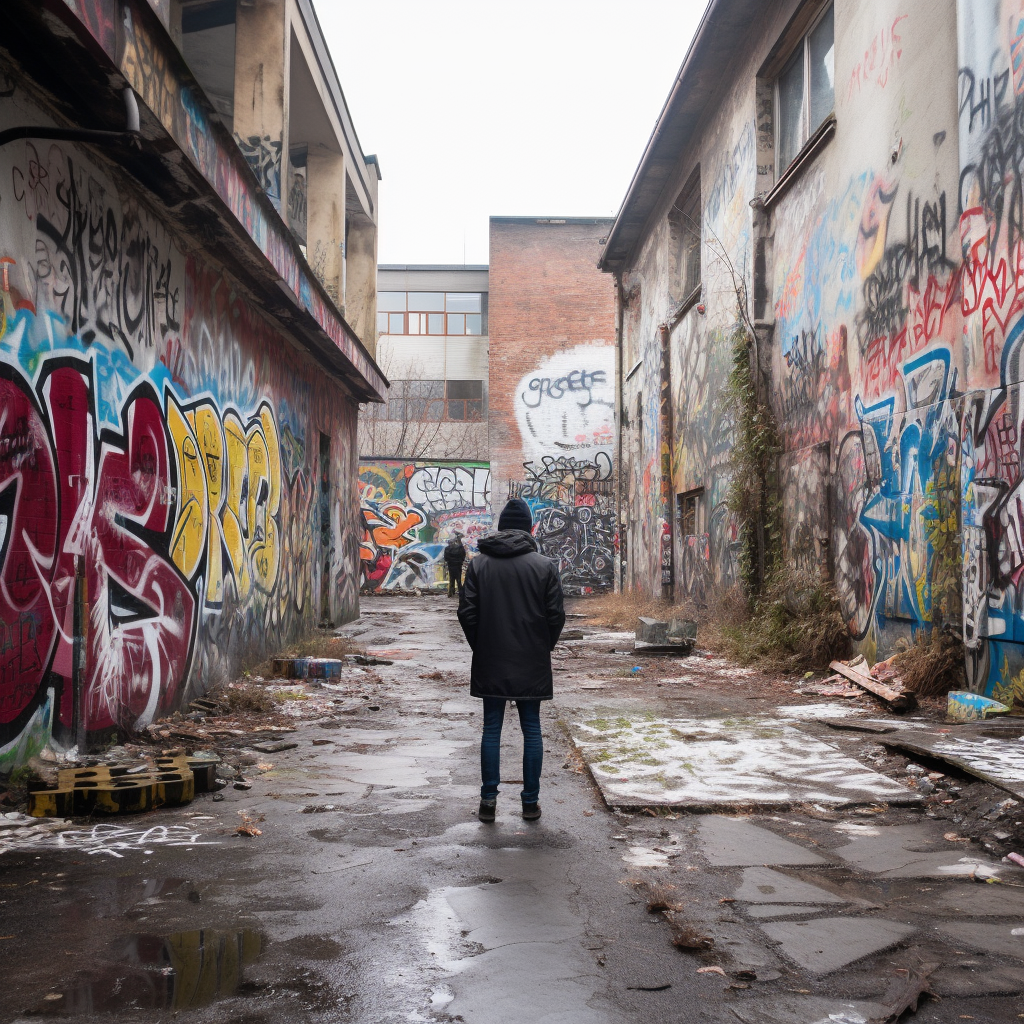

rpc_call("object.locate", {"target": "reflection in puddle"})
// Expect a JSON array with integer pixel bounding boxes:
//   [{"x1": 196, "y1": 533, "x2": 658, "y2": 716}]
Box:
[{"x1": 31, "y1": 928, "x2": 264, "y2": 1014}]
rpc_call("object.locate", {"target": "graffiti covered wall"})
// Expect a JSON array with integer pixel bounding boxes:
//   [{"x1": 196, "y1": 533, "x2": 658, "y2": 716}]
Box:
[
  {"x1": 487, "y1": 219, "x2": 618, "y2": 597},
  {"x1": 358, "y1": 460, "x2": 491, "y2": 591},
  {"x1": 616, "y1": 1, "x2": 1024, "y2": 694},
  {"x1": 0, "y1": 88, "x2": 360, "y2": 767}
]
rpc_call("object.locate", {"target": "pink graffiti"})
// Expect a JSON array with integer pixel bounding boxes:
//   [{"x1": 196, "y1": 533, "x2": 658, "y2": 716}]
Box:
[{"x1": 847, "y1": 15, "x2": 907, "y2": 100}]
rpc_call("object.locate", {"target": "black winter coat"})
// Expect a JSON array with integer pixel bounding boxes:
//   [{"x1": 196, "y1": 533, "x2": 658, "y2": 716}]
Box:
[{"x1": 457, "y1": 530, "x2": 565, "y2": 700}]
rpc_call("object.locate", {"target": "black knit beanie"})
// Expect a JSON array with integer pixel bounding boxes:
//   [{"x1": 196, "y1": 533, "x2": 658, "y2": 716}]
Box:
[{"x1": 497, "y1": 497, "x2": 533, "y2": 532}]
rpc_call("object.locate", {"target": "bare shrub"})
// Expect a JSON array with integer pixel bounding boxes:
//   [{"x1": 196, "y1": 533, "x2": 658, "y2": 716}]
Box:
[{"x1": 892, "y1": 630, "x2": 965, "y2": 697}]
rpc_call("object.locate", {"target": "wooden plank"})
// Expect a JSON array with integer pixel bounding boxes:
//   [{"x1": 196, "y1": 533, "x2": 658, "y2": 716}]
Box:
[{"x1": 829, "y1": 660, "x2": 917, "y2": 711}]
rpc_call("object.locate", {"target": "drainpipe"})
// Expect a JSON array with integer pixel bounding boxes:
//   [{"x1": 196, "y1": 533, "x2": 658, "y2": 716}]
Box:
[
  {"x1": 614, "y1": 271, "x2": 625, "y2": 593},
  {"x1": 658, "y1": 323, "x2": 675, "y2": 602}
]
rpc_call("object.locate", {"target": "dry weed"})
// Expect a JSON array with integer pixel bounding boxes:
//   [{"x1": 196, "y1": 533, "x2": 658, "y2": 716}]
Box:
[
  {"x1": 644, "y1": 883, "x2": 683, "y2": 914},
  {"x1": 210, "y1": 682, "x2": 276, "y2": 715},
  {"x1": 892, "y1": 630, "x2": 965, "y2": 697}
]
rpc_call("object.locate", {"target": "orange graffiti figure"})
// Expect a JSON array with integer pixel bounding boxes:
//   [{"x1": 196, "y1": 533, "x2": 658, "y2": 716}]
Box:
[{"x1": 359, "y1": 501, "x2": 425, "y2": 562}]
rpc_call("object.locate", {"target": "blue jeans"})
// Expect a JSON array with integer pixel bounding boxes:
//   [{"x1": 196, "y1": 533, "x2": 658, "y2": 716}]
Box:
[{"x1": 480, "y1": 698, "x2": 543, "y2": 804}]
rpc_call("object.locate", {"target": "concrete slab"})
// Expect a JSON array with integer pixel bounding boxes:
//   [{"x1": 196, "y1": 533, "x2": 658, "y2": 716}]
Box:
[
  {"x1": 833, "y1": 823, "x2": 1014, "y2": 878},
  {"x1": 732, "y1": 866, "x2": 845, "y2": 904},
  {"x1": 935, "y1": 920, "x2": 1024, "y2": 960},
  {"x1": 570, "y1": 716, "x2": 919, "y2": 809},
  {"x1": 698, "y1": 817, "x2": 828, "y2": 867},
  {"x1": 760, "y1": 917, "x2": 915, "y2": 974},
  {"x1": 883, "y1": 731, "x2": 1024, "y2": 800},
  {"x1": 927, "y1": 885, "x2": 1024, "y2": 917}
]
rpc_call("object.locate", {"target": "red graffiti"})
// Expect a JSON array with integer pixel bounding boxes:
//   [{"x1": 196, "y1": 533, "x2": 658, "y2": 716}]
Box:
[{"x1": 847, "y1": 15, "x2": 907, "y2": 100}]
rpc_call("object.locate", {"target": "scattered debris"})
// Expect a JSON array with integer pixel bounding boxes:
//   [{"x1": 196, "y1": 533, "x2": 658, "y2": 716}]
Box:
[
  {"x1": 874, "y1": 964, "x2": 937, "y2": 1023},
  {"x1": 236, "y1": 811, "x2": 264, "y2": 837},
  {"x1": 635, "y1": 617, "x2": 695, "y2": 656},
  {"x1": 696, "y1": 966, "x2": 726, "y2": 976},
  {"x1": 28, "y1": 756, "x2": 197, "y2": 817},
  {"x1": 271, "y1": 657, "x2": 344, "y2": 679},
  {"x1": 251, "y1": 740, "x2": 299, "y2": 753},
  {"x1": 1006, "y1": 852, "x2": 1024, "y2": 868},
  {"x1": 670, "y1": 924, "x2": 714, "y2": 950},
  {"x1": 830, "y1": 659, "x2": 916, "y2": 711},
  {"x1": 947, "y1": 691, "x2": 1010, "y2": 722},
  {"x1": 626, "y1": 983, "x2": 672, "y2": 991}
]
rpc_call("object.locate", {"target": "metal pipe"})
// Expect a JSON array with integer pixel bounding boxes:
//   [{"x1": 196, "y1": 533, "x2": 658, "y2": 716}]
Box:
[{"x1": 0, "y1": 86, "x2": 142, "y2": 149}]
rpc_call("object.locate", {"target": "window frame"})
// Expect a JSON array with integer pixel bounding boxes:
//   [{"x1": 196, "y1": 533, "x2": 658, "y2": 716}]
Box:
[
  {"x1": 676, "y1": 487, "x2": 706, "y2": 538},
  {"x1": 667, "y1": 169, "x2": 702, "y2": 313},
  {"x1": 375, "y1": 292, "x2": 486, "y2": 336},
  {"x1": 773, "y1": 2, "x2": 834, "y2": 178}
]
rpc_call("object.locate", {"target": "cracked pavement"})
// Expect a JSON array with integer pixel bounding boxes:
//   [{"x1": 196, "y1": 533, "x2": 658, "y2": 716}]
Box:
[{"x1": 2, "y1": 594, "x2": 1024, "y2": 1023}]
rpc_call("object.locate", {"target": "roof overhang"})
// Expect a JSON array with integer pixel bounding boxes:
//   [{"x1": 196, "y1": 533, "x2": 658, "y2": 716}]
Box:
[
  {"x1": 10, "y1": 0, "x2": 387, "y2": 402},
  {"x1": 598, "y1": 0, "x2": 764, "y2": 273}
]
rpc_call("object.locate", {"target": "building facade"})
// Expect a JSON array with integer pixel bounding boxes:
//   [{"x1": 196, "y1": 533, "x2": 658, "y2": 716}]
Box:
[
  {"x1": 0, "y1": 0, "x2": 384, "y2": 766},
  {"x1": 490, "y1": 218, "x2": 617, "y2": 596},
  {"x1": 358, "y1": 265, "x2": 490, "y2": 592},
  {"x1": 601, "y1": 0, "x2": 1024, "y2": 702}
]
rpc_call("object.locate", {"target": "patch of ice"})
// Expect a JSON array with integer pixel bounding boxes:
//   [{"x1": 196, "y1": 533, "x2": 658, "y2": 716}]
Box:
[
  {"x1": 569, "y1": 716, "x2": 918, "y2": 808},
  {"x1": 778, "y1": 704, "x2": 867, "y2": 720},
  {"x1": 622, "y1": 846, "x2": 670, "y2": 868},
  {"x1": 833, "y1": 822, "x2": 880, "y2": 836}
]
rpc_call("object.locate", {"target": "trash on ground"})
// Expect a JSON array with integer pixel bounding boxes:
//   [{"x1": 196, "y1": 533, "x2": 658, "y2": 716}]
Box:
[
  {"x1": 696, "y1": 966, "x2": 726, "y2": 976},
  {"x1": 28, "y1": 756, "x2": 197, "y2": 818},
  {"x1": 236, "y1": 811, "x2": 264, "y2": 837},
  {"x1": 829, "y1": 659, "x2": 916, "y2": 711},
  {"x1": 946, "y1": 691, "x2": 1011, "y2": 722},
  {"x1": 634, "y1": 617, "x2": 695, "y2": 655}
]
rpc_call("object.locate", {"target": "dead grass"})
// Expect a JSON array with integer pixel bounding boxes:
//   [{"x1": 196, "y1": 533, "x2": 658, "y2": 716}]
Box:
[
  {"x1": 718, "y1": 569, "x2": 851, "y2": 673},
  {"x1": 644, "y1": 882, "x2": 683, "y2": 914},
  {"x1": 208, "y1": 682, "x2": 277, "y2": 715},
  {"x1": 245, "y1": 629, "x2": 357, "y2": 679},
  {"x1": 892, "y1": 630, "x2": 966, "y2": 697},
  {"x1": 575, "y1": 569, "x2": 847, "y2": 673}
]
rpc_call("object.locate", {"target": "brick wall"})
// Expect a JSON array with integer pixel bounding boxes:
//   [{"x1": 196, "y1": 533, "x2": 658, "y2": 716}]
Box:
[{"x1": 488, "y1": 218, "x2": 617, "y2": 594}]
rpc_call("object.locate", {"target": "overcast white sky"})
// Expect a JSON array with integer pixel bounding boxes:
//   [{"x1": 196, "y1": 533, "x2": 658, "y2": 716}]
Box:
[{"x1": 316, "y1": 1, "x2": 709, "y2": 266}]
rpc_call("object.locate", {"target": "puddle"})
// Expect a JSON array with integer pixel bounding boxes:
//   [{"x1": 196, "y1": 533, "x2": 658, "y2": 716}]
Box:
[{"x1": 29, "y1": 928, "x2": 265, "y2": 1014}]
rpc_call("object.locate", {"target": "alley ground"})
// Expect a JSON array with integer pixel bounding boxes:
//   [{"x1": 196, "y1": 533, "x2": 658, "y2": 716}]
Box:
[{"x1": 2, "y1": 595, "x2": 1024, "y2": 1023}]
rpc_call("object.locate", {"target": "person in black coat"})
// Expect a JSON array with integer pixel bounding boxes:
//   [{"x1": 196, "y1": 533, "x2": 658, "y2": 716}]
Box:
[
  {"x1": 443, "y1": 531, "x2": 466, "y2": 597},
  {"x1": 457, "y1": 497, "x2": 565, "y2": 822}
]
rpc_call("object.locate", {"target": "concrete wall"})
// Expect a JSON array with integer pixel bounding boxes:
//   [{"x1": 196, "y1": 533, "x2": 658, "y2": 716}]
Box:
[
  {"x1": 0, "y1": 76, "x2": 361, "y2": 766},
  {"x1": 617, "y1": 0, "x2": 1024, "y2": 701},
  {"x1": 358, "y1": 459, "x2": 491, "y2": 591},
  {"x1": 489, "y1": 219, "x2": 617, "y2": 595}
]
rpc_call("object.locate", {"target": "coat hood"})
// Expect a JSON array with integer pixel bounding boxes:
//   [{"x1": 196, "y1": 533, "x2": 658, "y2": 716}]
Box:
[{"x1": 477, "y1": 529, "x2": 538, "y2": 558}]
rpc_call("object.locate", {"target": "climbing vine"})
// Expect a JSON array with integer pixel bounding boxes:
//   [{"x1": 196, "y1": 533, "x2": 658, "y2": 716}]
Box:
[{"x1": 725, "y1": 317, "x2": 782, "y2": 598}]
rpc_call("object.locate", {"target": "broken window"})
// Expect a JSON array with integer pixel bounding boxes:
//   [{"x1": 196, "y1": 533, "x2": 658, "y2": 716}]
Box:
[{"x1": 776, "y1": 3, "x2": 834, "y2": 172}]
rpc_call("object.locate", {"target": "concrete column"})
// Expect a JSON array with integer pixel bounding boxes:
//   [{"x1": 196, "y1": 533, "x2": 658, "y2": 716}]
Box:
[
  {"x1": 345, "y1": 209, "x2": 378, "y2": 356},
  {"x1": 305, "y1": 147, "x2": 345, "y2": 305},
  {"x1": 232, "y1": 0, "x2": 289, "y2": 214}
]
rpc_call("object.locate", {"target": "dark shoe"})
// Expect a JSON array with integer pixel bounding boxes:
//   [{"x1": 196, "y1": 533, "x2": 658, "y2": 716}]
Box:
[
  {"x1": 478, "y1": 800, "x2": 496, "y2": 823},
  {"x1": 522, "y1": 802, "x2": 541, "y2": 820}
]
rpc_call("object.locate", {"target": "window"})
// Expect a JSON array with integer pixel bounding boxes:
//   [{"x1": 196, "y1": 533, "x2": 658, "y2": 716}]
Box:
[
  {"x1": 445, "y1": 380, "x2": 484, "y2": 421},
  {"x1": 378, "y1": 380, "x2": 485, "y2": 422},
  {"x1": 776, "y1": 4, "x2": 834, "y2": 172},
  {"x1": 668, "y1": 173, "x2": 701, "y2": 305},
  {"x1": 376, "y1": 292, "x2": 486, "y2": 335},
  {"x1": 677, "y1": 488, "x2": 705, "y2": 537}
]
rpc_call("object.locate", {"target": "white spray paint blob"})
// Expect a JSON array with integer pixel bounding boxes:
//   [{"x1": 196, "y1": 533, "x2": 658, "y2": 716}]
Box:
[{"x1": 514, "y1": 343, "x2": 615, "y2": 468}]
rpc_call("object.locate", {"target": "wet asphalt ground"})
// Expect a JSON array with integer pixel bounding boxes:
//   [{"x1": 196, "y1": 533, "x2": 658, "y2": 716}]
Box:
[{"x1": 2, "y1": 594, "x2": 1024, "y2": 1023}]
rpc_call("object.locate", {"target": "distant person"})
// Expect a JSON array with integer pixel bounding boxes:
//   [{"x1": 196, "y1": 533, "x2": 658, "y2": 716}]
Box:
[
  {"x1": 443, "y1": 531, "x2": 467, "y2": 597},
  {"x1": 457, "y1": 498, "x2": 565, "y2": 822}
]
